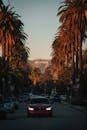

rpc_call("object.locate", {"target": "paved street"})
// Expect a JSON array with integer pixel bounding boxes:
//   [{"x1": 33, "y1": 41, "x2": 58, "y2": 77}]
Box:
[{"x1": 0, "y1": 102, "x2": 87, "y2": 130}]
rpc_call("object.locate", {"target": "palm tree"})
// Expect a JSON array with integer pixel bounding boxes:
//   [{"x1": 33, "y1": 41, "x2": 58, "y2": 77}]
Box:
[
  {"x1": 51, "y1": 16, "x2": 74, "y2": 84},
  {"x1": 10, "y1": 40, "x2": 30, "y2": 69},
  {"x1": 0, "y1": 1, "x2": 30, "y2": 96},
  {"x1": 0, "y1": 3, "x2": 27, "y2": 63},
  {"x1": 57, "y1": 0, "x2": 87, "y2": 85},
  {"x1": 51, "y1": 0, "x2": 87, "y2": 97},
  {"x1": 29, "y1": 67, "x2": 41, "y2": 86}
]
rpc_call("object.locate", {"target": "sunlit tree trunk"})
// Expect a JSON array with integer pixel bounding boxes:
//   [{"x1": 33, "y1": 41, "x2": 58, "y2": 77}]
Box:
[
  {"x1": 75, "y1": 33, "x2": 79, "y2": 80},
  {"x1": 2, "y1": 42, "x2": 5, "y2": 58},
  {"x1": 72, "y1": 43, "x2": 75, "y2": 85},
  {"x1": 77, "y1": 33, "x2": 83, "y2": 97}
]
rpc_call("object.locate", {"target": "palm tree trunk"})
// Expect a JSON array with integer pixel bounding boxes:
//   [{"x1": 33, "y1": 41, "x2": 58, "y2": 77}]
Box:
[
  {"x1": 78, "y1": 32, "x2": 83, "y2": 97},
  {"x1": 2, "y1": 42, "x2": 5, "y2": 58},
  {"x1": 79, "y1": 40, "x2": 83, "y2": 78},
  {"x1": 6, "y1": 32, "x2": 9, "y2": 60},
  {"x1": 72, "y1": 43, "x2": 75, "y2": 85},
  {"x1": 75, "y1": 28, "x2": 80, "y2": 81},
  {"x1": 76, "y1": 52, "x2": 78, "y2": 77}
]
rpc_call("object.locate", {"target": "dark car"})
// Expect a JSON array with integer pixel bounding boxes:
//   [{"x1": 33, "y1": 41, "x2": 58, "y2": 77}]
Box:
[
  {"x1": 0, "y1": 102, "x2": 7, "y2": 119},
  {"x1": 3, "y1": 98, "x2": 15, "y2": 113},
  {"x1": 10, "y1": 97, "x2": 19, "y2": 109},
  {"x1": 50, "y1": 94, "x2": 61, "y2": 103},
  {"x1": 27, "y1": 96, "x2": 53, "y2": 117}
]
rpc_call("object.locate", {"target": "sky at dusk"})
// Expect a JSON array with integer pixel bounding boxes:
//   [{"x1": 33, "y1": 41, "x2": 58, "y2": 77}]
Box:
[{"x1": 3, "y1": 0, "x2": 62, "y2": 60}]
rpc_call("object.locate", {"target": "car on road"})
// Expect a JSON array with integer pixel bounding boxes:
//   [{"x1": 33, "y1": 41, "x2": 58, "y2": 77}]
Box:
[
  {"x1": 10, "y1": 97, "x2": 19, "y2": 109},
  {"x1": 60, "y1": 95, "x2": 67, "y2": 102},
  {"x1": 18, "y1": 95, "x2": 29, "y2": 103},
  {"x1": 0, "y1": 102, "x2": 7, "y2": 119},
  {"x1": 27, "y1": 96, "x2": 53, "y2": 117},
  {"x1": 3, "y1": 98, "x2": 15, "y2": 113},
  {"x1": 50, "y1": 94, "x2": 61, "y2": 103}
]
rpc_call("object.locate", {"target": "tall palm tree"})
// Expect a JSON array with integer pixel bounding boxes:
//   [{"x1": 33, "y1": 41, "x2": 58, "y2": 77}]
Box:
[
  {"x1": 0, "y1": 3, "x2": 27, "y2": 63},
  {"x1": 51, "y1": 0, "x2": 87, "y2": 95},
  {"x1": 57, "y1": 0, "x2": 87, "y2": 84},
  {"x1": 0, "y1": 1, "x2": 31, "y2": 96}
]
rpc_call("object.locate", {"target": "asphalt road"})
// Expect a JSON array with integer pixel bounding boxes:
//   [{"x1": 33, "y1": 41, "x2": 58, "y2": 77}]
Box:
[{"x1": 0, "y1": 102, "x2": 87, "y2": 130}]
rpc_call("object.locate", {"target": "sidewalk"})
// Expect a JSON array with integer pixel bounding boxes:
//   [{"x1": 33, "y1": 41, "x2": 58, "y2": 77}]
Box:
[
  {"x1": 61, "y1": 101, "x2": 87, "y2": 113},
  {"x1": 70, "y1": 104, "x2": 87, "y2": 112}
]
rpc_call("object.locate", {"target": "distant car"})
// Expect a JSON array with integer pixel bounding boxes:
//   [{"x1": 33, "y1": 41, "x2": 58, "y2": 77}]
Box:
[
  {"x1": 3, "y1": 98, "x2": 15, "y2": 113},
  {"x1": 27, "y1": 96, "x2": 53, "y2": 117},
  {"x1": 50, "y1": 94, "x2": 61, "y2": 103},
  {"x1": 9, "y1": 97, "x2": 19, "y2": 109},
  {"x1": 60, "y1": 95, "x2": 67, "y2": 102},
  {"x1": 0, "y1": 102, "x2": 7, "y2": 119},
  {"x1": 19, "y1": 95, "x2": 29, "y2": 103}
]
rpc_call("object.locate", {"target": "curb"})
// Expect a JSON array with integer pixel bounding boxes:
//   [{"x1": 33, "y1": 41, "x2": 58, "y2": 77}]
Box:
[
  {"x1": 70, "y1": 105, "x2": 87, "y2": 113},
  {"x1": 61, "y1": 101, "x2": 87, "y2": 113}
]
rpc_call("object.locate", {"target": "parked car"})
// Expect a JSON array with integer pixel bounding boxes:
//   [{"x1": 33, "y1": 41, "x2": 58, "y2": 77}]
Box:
[
  {"x1": 50, "y1": 94, "x2": 61, "y2": 103},
  {"x1": 60, "y1": 95, "x2": 67, "y2": 102},
  {"x1": 3, "y1": 98, "x2": 15, "y2": 113},
  {"x1": 19, "y1": 95, "x2": 29, "y2": 103},
  {"x1": 10, "y1": 97, "x2": 19, "y2": 109},
  {"x1": 0, "y1": 102, "x2": 7, "y2": 119},
  {"x1": 27, "y1": 96, "x2": 53, "y2": 117}
]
